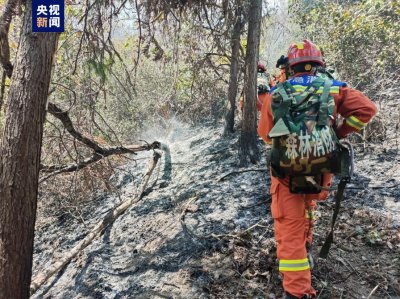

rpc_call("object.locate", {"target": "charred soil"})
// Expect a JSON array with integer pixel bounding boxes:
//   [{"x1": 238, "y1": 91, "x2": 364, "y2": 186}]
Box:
[{"x1": 33, "y1": 121, "x2": 399, "y2": 299}]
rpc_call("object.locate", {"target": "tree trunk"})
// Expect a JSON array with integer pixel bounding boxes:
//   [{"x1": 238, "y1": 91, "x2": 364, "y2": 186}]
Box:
[
  {"x1": 224, "y1": 2, "x2": 243, "y2": 135},
  {"x1": 0, "y1": 0, "x2": 59, "y2": 298},
  {"x1": 239, "y1": 0, "x2": 262, "y2": 165},
  {"x1": 0, "y1": 70, "x2": 5, "y2": 111}
]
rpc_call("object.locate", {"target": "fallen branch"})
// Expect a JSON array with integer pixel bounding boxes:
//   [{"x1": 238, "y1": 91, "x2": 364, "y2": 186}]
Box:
[
  {"x1": 39, "y1": 142, "x2": 160, "y2": 183},
  {"x1": 366, "y1": 284, "x2": 380, "y2": 299},
  {"x1": 40, "y1": 102, "x2": 161, "y2": 181},
  {"x1": 346, "y1": 184, "x2": 398, "y2": 190},
  {"x1": 218, "y1": 168, "x2": 267, "y2": 181},
  {"x1": 31, "y1": 151, "x2": 161, "y2": 294}
]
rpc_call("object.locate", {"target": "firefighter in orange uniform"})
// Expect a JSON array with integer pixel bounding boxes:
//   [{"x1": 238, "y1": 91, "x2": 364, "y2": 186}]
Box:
[
  {"x1": 275, "y1": 55, "x2": 288, "y2": 84},
  {"x1": 258, "y1": 40, "x2": 377, "y2": 298},
  {"x1": 240, "y1": 61, "x2": 271, "y2": 111},
  {"x1": 256, "y1": 61, "x2": 270, "y2": 111}
]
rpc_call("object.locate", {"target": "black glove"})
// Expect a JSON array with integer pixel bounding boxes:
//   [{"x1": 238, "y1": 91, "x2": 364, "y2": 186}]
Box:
[{"x1": 258, "y1": 84, "x2": 270, "y2": 94}]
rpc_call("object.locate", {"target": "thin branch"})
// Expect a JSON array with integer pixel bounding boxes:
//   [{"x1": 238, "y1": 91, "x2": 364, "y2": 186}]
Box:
[
  {"x1": 134, "y1": 0, "x2": 142, "y2": 87},
  {"x1": 43, "y1": 101, "x2": 161, "y2": 181},
  {"x1": 51, "y1": 82, "x2": 78, "y2": 112},
  {"x1": 0, "y1": 0, "x2": 20, "y2": 77},
  {"x1": 72, "y1": 0, "x2": 90, "y2": 75},
  {"x1": 47, "y1": 102, "x2": 104, "y2": 152},
  {"x1": 160, "y1": 0, "x2": 180, "y2": 22},
  {"x1": 39, "y1": 143, "x2": 160, "y2": 183},
  {"x1": 45, "y1": 118, "x2": 77, "y2": 162}
]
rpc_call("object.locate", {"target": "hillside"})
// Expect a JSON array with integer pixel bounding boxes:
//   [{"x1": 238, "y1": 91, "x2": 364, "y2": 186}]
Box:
[{"x1": 32, "y1": 121, "x2": 400, "y2": 299}]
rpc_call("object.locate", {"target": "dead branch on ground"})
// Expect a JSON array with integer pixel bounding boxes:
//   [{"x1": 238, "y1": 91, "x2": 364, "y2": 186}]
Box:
[
  {"x1": 31, "y1": 151, "x2": 161, "y2": 294},
  {"x1": 218, "y1": 168, "x2": 267, "y2": 181}
]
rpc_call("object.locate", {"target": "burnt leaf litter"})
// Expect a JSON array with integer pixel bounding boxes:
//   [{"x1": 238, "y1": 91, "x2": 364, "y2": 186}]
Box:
[{"x1": 33, "y1": 120, "x2": 399, "y2": 299}]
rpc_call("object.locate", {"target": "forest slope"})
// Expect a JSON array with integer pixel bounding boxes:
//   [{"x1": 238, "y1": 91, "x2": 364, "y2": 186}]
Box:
[{"x1": 32, "y1": 121, "x2": 400, "y2": 299}]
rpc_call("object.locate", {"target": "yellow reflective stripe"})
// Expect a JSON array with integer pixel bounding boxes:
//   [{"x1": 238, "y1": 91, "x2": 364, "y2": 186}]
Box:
[
  {"x1": 279, "y1": 258, "x2": 310, "y2": 272},
  {"x1": 315, "y1": 86, "x2": 339, "y2": 94},
  {"x1": 280, "y1": 258, "x2": 308, "y2": 264},
  {"x1": 329, "y1": 86, "x2": 340, "y2": 94},
  {"x1": 280, "y1": 265, "x2": 310, "y2": 271},
  {"x1": 297, "y1": 42, "x2": 304, "y2": 50},
  {"x1": 292, "y1": 85, "x2": 306, "y2": 92},
  {"x1": 346, "y1": 115, "x2": 367, "y2": 130},
  {"x1": 305, "y1": 210, "x2": 316, "y2": 220},
  {"x1": 291, "y1": 85, "x2": 339, "y2": 94}
]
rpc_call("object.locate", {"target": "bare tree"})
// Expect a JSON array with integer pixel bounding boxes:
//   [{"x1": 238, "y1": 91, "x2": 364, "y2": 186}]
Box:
[
  {"x1": 224, "y1": 1, "x2": 243, "y2": 135},
  {"x1": 239, "y1": 0, "x2": 262, "y2": 165},
  {"x1": 0, "y1": 0, "x2": 59, "y2": 297}
]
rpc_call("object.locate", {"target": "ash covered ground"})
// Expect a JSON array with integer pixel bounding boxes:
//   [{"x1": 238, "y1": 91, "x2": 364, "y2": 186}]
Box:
[{"x1": 33, "y1": 120, "x2": 399, "y2": 299}]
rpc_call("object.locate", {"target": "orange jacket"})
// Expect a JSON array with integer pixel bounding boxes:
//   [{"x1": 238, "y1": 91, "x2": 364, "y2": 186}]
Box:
[
  {"x1": 239, "y1": 91, "x2": 269, "y2": 111},
  {"x1": 257, "y1": 92, "x2": 268, "y2": 111}
]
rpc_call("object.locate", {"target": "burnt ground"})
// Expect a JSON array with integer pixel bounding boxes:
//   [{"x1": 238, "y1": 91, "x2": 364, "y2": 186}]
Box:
[{"x1": 32, "y1": 120, "x2": 399, "y2": 299}]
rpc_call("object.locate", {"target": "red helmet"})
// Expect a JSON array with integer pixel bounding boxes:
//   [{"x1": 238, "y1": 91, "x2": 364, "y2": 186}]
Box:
[
  {"x1": 287, "y1": 39, "x2": 324, "y2": 67},
  {"x1": 257, "y1": 61, "x2": 266, "y2": 72}
]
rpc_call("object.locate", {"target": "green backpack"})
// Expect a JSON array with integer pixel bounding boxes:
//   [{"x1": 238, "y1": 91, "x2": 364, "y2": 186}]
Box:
[{"x1": 268, "y1": 76, "x2": 350, "y2": 191}]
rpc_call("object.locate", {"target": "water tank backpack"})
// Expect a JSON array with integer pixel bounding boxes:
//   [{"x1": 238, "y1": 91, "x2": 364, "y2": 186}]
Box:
[
  {"x1": 267, "y1": 75, "x2": 355, "y2": 257},
  {"x1": 268, "y1": 76, "x2": 351, "y2": 181}
]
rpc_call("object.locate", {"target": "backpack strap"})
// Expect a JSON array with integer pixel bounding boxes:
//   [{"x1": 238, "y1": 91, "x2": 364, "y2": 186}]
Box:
[
  {"x1": 286, "y1": 78, "x2": 325, "y2": 125},
  {"x1": 272, "y1": 82, "x2": 292, "y2": 122},
  {"x1": 291, "y1": 77, "x2": 325, "y2": 109},
  {"x1": 317, "y1": 78, "x2": 333, "y2": 126},
  {"x1": 271, "y1": 85, "x2": 293, "y2": 135},
  {"x1": 271, "y1": 77, "x2": 330, "y2": 131},
  {"x1": 279, "y1": 82, "x2": 296, "y2": 105}
]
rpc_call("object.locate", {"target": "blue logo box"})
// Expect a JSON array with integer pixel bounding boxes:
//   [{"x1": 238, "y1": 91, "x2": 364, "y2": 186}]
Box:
[{"x1": 32, "y1": 0, "x2": 64, "y2": 32}]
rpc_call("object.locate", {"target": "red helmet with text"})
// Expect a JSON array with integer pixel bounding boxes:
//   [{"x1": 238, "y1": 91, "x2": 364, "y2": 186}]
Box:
[{"x1": 287, "y1": 39, "x2": 324, "y2": 67}]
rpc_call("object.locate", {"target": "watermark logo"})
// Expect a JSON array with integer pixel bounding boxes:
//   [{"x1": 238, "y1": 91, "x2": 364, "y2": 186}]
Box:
[{"x1": 32, "y1": 0, "x2": 64, "y2": 32}]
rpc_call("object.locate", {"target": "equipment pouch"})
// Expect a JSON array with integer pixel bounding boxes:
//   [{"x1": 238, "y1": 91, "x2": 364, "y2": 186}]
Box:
[
  {"x1": 330, "y1": 141, "x2": 353, "y2": 180},
  {"x1": 289, "y1": 175, "x2": 323, "y2": 194}
]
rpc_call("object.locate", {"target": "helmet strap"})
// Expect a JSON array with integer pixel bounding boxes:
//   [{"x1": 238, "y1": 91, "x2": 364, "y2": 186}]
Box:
[
  {"x1": 286, "y1": 66, "x2": 294, "y2": 78},
  {"x1": 311, "y1": 66, "x2": 318, "y2": 75}
]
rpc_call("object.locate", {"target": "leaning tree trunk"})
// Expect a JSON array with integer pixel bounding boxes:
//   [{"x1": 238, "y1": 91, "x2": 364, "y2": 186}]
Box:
[
  {"x1": 224, "y1": 2, "x2": 243, "y2": 135},
  {"x1": 0, "y1": 0, "x2": 59, "y2": 298},
  {"x1": 239, "y1": 0, "x2": 262, "y2": 165}
]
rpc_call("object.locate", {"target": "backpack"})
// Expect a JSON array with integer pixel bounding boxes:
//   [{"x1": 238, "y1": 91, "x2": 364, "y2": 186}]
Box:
[{"x1": 267, "y1": 75, "x2": 351, "y2": 193}]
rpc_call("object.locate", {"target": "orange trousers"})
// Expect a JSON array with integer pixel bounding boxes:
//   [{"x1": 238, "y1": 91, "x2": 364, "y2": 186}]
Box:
[{"x1": 270, "y1": 175, "x2": 332, "y2": 298}]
